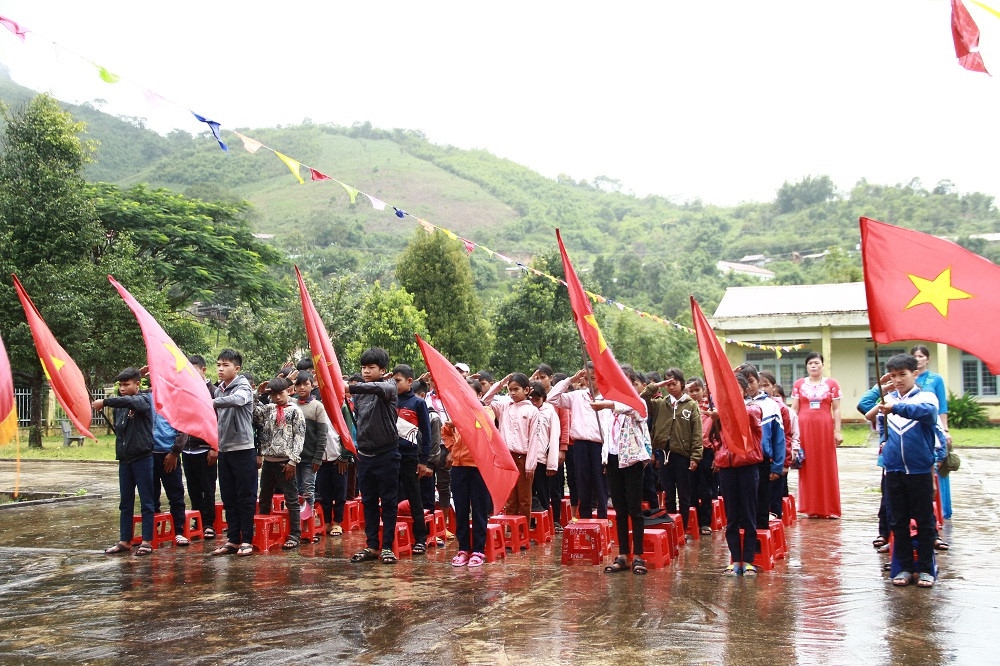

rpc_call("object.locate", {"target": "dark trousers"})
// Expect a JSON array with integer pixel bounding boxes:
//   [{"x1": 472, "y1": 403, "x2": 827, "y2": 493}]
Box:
[
  {"x1": 575, "y1": 440, "x2": 607, "y2": 519},
  {"x1": 315, "y1": 460, "x2": 348, "y2": 524},
  {"x1": 548, "y1": 461, "x2": 565, "y2": 523},
  {"x1": 642, "y1": 462, "x2": 659, "y2": 509},
  {"x1": 435, "y1": 466, "x2": 452, "y2": 510},
  {"x1": 218, "y1": 448, "x2": 258, "y2": 545},
  {"x1": 398, "y1": 455, "x2": 427, "y2": 544},
  {"x1": 886, "y1": 472, "x2": 935, "y2": 575},
  {"x1": 694, "y1": 447, "x2": 716, "y2": 530},
  {"x1": 119, "y1": 455, "x2": 155, "y2": 543},
  {"x1": 420, "y1": 474, "x2": 436, "y2": 511},
  {"x1": 878, "y1": 470, "x2": 891, "y2": 539},
  {"x1": 755, "y1": 458, "x2": 772, "y2": 528},
  {"x1": 607, "y1": 456, "x2": 644, "y2": 556},
  {"x1": 259, "y1": 460, "x2": 301, "y2": 540},
  {"x1": 770, "y1": 471, "x2": 788, "y2": 518},
  {"x1": 152, "y1": 452, "x2": 187, "y2": 537},
  {"x1": 358, "y1": 449, "x2": 400, "y2": 551},
  {"x1": 182, "y1": 451, "x2": 217, "y2": 530},
  {"x1": 660, "y1": 452, "x2": 693, "y2": 527},
  {"x1": 451, "y1": 465, "x2": 491, "y2": 553},
  {"x1": 720, "y1": 464, "x2": 758, "y2": 564},
  {"x1": 565, "y1": 445, "x2": 578, "y2": 508},
  {"x1": 533, "y1": 462, "x2": 550, "y2": 510}
]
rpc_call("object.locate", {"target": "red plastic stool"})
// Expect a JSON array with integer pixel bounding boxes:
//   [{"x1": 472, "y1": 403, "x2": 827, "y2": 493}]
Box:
[
  {"x1": 605, "y1": 510, "x2": 619, "y2": 545},
  {"x1": 271, "y1": 496, "x2": 287, "y2": 512},
  {"x1": 711, "y1": 499, "x2": 725, "y2": 530},
  {"x1": 213, "y1": 501, "x2": 228, "y2": 536},
  {"x1": 641, "y1": 501, "x2": 650, "y2": 511},
  {"x1": 312, "y1": 504, "x2": 327, "y2": 532},
  {"x1": 132, "y1": 513, "x2": 175, "y2": 548},
  {"x1": 529, "y1": 510, "x2": 554, "y2": 544},
  {"x1": 184, "y1": 510, "x2": 205, "y2": 541},
  {"x1": 561, "y1": 522, "x2": 605, "y2": 565},
  {"x1": 491, "y1": 514, "x2": 531, "y2": 551},
  {"x1": 560, "y1": 498, "x2": 572, "y2": 527},
  {"x1": 781, "y1": 496, "x2": 795, "y2": 526},
  {"x1": 300, "y1": 506, "x2": 319, "y2": 543},
  {"x1": 631, "y1": 528, "x2": 671, "y2": 569},
  {"x1": 663, "y1": 519, "x2": 680, "y2": 559},
  {"x1": 484, "y1": 523, "x2": 506, "y2": 562},
  {"x1": 736, "y1": 528, "x2": 775, "y2": 571},
  {"x1": 786, "y1": 494, "x2": 797, "y2": 518},
  {"x1": 668, "y1": 514, "x2": 687, "y2": 547},
  {"x1": 378, "y1": 521, "x2": 413, "y2": 558},
  {"x1": 444, "y1": 506, "x2": 457, "y2": 536},
  {"x1": 769, "y1": 519, "x2": 787, "y2": 560},
  {"x1": 252, "y1": 514, "x2": 285, "y2": 552},
  {"x1": 343, "y1": 500, "x2": 363, "y2": 531},
  {"x1": 716, "y1": 496, "x2": 728, "y2": 527},
  {"x1": 576, "y1": 519, "x2": 611, "y2": 556},
  {"x1": 687, "y1": 507, "x2": 700, "y2": 541}
]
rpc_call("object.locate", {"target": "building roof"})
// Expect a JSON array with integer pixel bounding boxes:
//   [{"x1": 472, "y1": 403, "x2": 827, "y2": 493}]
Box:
[
  {"x1": 716, "y1": 261, "x2": 775, "y2": 280},
  {"x1": 713, "y1": 282, "x2": 867, "y2": 318}
]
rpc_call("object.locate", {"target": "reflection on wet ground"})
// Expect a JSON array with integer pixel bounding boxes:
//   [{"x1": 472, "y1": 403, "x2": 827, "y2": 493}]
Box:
[{"x1": 1, "y1": 449, "x2": 999, "y2": 664}]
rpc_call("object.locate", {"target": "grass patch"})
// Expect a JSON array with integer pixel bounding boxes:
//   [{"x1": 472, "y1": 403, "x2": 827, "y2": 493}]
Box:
[
  {"x1": 840, "y1": 424, "x2": 1000, "y2": 448},
  {"x1": 0, "y1": 435, "x2": 117, "y2": 461}
]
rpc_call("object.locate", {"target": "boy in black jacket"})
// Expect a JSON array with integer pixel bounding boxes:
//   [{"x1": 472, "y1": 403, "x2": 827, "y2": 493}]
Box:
[
  {"x1": 392, "y1": 364, "x2": 433, "y2": 554},
  {"x1": 93, "y1": 368, "x2": 156, "y2": 556},
  {"x1": 345, "y1": 347, "x2": 400, "y2": 564}
]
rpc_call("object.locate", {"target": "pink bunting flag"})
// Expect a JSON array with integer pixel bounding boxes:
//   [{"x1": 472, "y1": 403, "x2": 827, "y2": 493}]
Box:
[
  {"x1": 234, "y1": 132, "x2": 264, "y2": 154},
  {"x1": 365, "y1": 193, "x2": 386, "y2": 211},
  {"x1": 419, "y1": 220, "x2": 435, "y2": 233},
  {"x1": 952, "y1": 0, "x2": 990, "y2": 73},
  {"x1": 309, "y1": 168, "x2": 330, "y2": 181},
  {"x1": 0, "y1": 15, "x2": 27, "y2": 41}
]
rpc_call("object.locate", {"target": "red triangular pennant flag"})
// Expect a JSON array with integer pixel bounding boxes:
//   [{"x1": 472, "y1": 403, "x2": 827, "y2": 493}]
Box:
[
  {"x1": 12, "y1": 274, "x2": 94, "y2": 439},
  {"x1": 556, "y1": 229, "x2": 646, "y2": 417},
  {"x1": 295, "y1": 267, "x2": 356, "y2": 455},
  {"x1": 0, "y1": 332, "x2": 17, "y2": 445},
  {"x1": 108, "y1": 277, "x2": 219, "y2": 449},
  {"x1": 309, "y1": 168, "x2": 331, "y2": 181},
  {"x1": 416, "y1": 334, "x2": 517, "y2": 512},
  {"x1": 952, "y1": 0, "x2": 990, "y2": 74}
]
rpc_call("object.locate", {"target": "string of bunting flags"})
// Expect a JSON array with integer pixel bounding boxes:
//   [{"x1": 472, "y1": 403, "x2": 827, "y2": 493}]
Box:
[{"x1": 49, "y1": 12, "x2": 1000, "y2": 356}]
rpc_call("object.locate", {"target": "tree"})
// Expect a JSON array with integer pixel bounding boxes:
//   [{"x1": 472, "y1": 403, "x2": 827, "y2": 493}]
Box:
[
  {"x1": 490, "y1": 252, "x2": 581, "y2": 375},
  {"x1": 0, "y1": 95, "x2": 160, "y2": 446},
  {"x1": 344, "y1": 282, "x2": 428, "y2": 372},
  {"x1": 774, "y1": 175, "x2": 837, "y2": 214},
  {"x1": 396, "y1": 230, "x2": 494, "y2": 368}
]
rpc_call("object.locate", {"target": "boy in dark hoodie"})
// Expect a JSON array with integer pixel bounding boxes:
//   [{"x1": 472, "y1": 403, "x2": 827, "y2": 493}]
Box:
[
  {"x1": 392, "y1": 364, "x2": 433, "y2": 554},
  {"x1": 94, "y1": 367, "x2": 156, "y2": 556},
  {"x1": 345, "y1": 347, "x2": 400, "y2": 564}
]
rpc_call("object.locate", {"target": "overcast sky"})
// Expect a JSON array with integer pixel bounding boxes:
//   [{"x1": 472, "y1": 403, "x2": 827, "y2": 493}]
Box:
[{"x1": 1, "y1": 0, "x2": 999, "y2": 206}]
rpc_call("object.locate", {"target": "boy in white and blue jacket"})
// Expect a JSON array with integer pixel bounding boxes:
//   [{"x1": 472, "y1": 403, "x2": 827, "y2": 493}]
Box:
[
  {"x1": 738, "y1": 365, "x2": 786, "y2": 530},
  {"x1": 866, "y1": 353, "x2": 941, "y2": 588}
]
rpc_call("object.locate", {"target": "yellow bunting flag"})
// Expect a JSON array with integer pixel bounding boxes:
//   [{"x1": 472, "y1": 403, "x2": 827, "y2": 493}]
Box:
[
  {"x1": 98, "y1": 66, "x2": 119, "y2": 83},
  {"x1": 275, "y1": 152, "x2": 304, "y2": 184},
  {"x1": 337, "y1": 180, "x2": 359, "y2": 204}
]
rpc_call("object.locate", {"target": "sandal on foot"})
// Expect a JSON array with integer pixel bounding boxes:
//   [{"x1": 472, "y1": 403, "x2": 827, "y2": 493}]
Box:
[
  {"x1": 133, "y1": 544, "x2": 153, "y2": 557},
  {"x1": 724, "y1": 563, "x2": 742, "y2": 577},
  {"x1": 893, "y1": 571, "x2": 913, "y2": 586},
  {"x1": 104, "y1": 541, "x2": 131, "y2": 555},
  {"x1": 632, "y1": 558, "x2": 648, "y2": 575},
  {"x1": 872, "y1": 535, "x2": 887, "y2": 549},
  {"x1": 351, "y1": 548, "x2": 379, "y2": 563},
  {"x1": 175, "y1": 535, "x2": 191, "y2": 547},
  {"x1": 282, "y1": 537, "x2": 299, "y2": 550},
  {"x1": 877, "y1": 543, "x2": 890, "y2": 553},
  {"x1": 700, "y1": 526, "x2": 712, "y2": 535},
  {"x1": 917, "y1": 572, "x2": 935, "y2": 588},
  {"x1": 467, "y1": 552, "x2": 485, "y2": 567},
  {"x1": 211, "y1": 543, "x2": 239, "y2": 556},
  {"x1": 380, "y1": 549, "x2": 397, "y2": 564},
  {"x1": 412, "y1": 542, "x2": 427, "y2": 555},
  {"x1": 203, "y1": 527, "x2": 216, "y2": 540},
  {"x1": 933, "y1": 538, "x2": 949, "y2": 551},
  {"x1": 329, "y1": 525, "x2": 343, "y2": 537},
  {"x1": 236, "y1": 543, "x2": 253, "y2": 556},
  {"x1": 452, "y1": 551, "x2": 471, "y2": 567},
  {"x1": 312, "y1": 534, "x2": 321, "y2": 543},
  {"x1": 743, "y1": 564, "x2": 758, "y2": 577},
  {"x1": 604, "y1": 555, "x2": 629, "y2": 573}
]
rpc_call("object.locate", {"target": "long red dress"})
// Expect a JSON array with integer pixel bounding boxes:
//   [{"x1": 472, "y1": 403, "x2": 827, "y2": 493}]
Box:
[{"x1": 792, "y1": 377, "x2": 842, "y2": 517}]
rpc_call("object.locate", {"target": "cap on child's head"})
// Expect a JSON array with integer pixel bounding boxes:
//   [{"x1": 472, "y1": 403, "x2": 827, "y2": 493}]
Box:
[{"x1": 455, "y1": 362, "x2": 470, "y2": 373}]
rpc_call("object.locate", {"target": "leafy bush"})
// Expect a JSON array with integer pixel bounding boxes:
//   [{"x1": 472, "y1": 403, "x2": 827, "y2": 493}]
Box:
[{"x1": 947, "y1": 391, "x2": 989, "y2": 429}]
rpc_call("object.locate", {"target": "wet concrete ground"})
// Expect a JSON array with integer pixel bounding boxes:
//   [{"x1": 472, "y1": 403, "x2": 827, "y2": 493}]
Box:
[{"x1": 1, "y1": 449, "x2": 999, "y2": 665}]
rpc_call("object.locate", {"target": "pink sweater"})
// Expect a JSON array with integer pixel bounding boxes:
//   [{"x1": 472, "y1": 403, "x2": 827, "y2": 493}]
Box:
[{"x1": 488, "y1": 396, "x2": 541, "y2": 464}]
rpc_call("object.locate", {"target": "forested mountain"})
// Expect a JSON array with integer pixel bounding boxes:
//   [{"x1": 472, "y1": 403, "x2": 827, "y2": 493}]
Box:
[{"x1": 3, "y1": 68, "x2": 1000, "y2": 379}]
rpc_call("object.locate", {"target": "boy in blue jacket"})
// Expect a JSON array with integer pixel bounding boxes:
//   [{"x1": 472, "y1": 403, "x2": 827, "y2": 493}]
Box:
[{"x1": 866, "y1": 353, "x2": 940, "y2": 588}]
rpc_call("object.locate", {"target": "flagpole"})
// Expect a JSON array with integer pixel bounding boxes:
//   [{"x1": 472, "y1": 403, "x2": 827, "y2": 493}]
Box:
[
  {"x1": 577, "y1": 335, "x2": 607, "y2": 446},
  {"x1": 872, "y1": 341, "x2": 888, "y2": 444}
]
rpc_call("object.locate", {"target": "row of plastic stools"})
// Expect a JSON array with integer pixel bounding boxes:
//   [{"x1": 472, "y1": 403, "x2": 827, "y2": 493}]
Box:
[
  {"x1": 131, "y1": 511, "x2": 206, "y2": 548},
  {"x1": 730, "y1": 522, "x2": 788, "y2": 571}
]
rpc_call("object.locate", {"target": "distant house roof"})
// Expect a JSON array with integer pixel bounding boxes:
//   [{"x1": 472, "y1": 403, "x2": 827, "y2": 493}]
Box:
[
  {"x1": 716, "y1": 261, "x2": 775, "y2": 280},
  {"x1": 713, "y1": 282, "x2": 867, "y2": 318}
]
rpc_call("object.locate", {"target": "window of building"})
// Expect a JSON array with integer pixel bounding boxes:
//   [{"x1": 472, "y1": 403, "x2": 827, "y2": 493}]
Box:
[
  {"x1": 866, "y1": 348, "x2": 905, "y2": 388},
  {"x1": 962, "y1": 353, "x2": 999, "y2": 396},
  {"x1": 743, "y1": 351, "x2": 810, "y2": 390}
]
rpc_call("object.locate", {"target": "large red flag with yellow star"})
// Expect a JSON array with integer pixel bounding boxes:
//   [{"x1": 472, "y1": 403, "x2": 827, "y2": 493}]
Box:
[
  {"x1": 0, "y1": 332, "x2": 17, "y2": 445},
  {"x1": 861, "y1": 216, "x2": 1000, "y2": 373},
  {"x1": 109, "y1": 276, "x2": 218, "y2": 449},
  {"x1": 416, "y1": 334, "x2": 517, "y2": 512},
  {"x1": 295, "y1": 266, "x2": 356, "y2": 455},
  {"x1": 556, "y1": 229, "x2": 646, "y2": 418},
  {"x1": 12, "y1": 274, "x2": 95, "y2": 439}
]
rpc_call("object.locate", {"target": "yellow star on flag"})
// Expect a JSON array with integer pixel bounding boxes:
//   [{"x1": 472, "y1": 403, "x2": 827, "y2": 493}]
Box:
[
  {"x1": 50, "y1": 356, "x2": 65, "y2": 372},
  {"x1": 905, "y1": 268, "x2": 973, "y2": 317},
  {"x1": 583, "y1": 314, "x2": 608, "y2": 353},
  {"x1": 164, "y1": 342, "x2": 197, "y2": 377}
]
